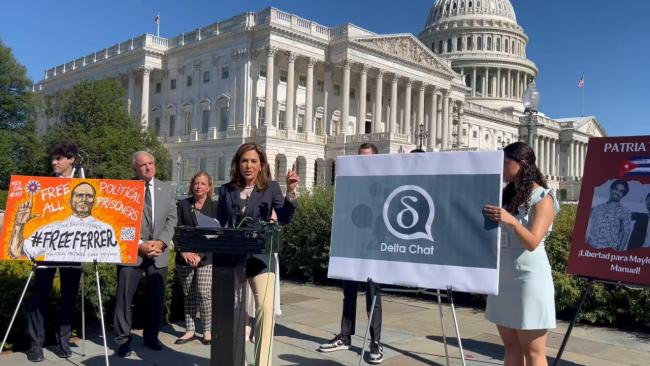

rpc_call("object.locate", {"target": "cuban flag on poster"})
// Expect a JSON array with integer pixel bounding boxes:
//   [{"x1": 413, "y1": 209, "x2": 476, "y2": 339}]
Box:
[{"x1": 620, "y1": 157, "x2": 650, "y2": 177}]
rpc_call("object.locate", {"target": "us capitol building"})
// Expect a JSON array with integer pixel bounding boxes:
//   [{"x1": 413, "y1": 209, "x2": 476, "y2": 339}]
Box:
[{"x1": 34, "y1": 0, "x2": 605, "y2": 200}]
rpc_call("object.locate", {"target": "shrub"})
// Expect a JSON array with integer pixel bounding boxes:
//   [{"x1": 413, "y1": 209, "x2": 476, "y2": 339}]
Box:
[
  {"x1": 0, "y1": 261, "x2": 34, "y2": 350},
  {"x1": 282, "y1": 186, "x2": 335, "y2": 283}
]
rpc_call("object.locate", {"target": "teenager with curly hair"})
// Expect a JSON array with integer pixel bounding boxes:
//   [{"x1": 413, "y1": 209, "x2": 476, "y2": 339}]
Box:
[{"x1": 483, "y1": 142, "x2": 559, "y2": 366}]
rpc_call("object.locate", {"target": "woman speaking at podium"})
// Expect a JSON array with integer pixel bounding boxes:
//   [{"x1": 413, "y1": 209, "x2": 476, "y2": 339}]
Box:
[{"x1": 216, "y1": 142, "x2": 299, "y2": 365}]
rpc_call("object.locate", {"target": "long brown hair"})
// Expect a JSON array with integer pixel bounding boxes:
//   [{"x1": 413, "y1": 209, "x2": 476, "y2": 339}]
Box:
[
  {"x1": 502, "y1": 142, "x2": 548, "y2": 215},
  {"x1": 229, "y1": 143, "x2": 270, "y2": 190},
  {"x1": 188, "y1": 171, "x2": 214, "y2": 199}
]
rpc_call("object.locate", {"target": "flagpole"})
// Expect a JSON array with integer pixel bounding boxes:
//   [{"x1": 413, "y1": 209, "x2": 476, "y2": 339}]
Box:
[
  {"x1": 581, "y1": 74, "x2": 585, "y2": 116},
  {"x1": 157, "y1": 13, "x2": 160, "y2": 37}
]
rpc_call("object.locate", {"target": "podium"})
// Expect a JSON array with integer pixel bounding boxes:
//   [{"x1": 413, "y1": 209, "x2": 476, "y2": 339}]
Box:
[{"x1": 174, "y1": 223, "x2": 280, "y2": 366}]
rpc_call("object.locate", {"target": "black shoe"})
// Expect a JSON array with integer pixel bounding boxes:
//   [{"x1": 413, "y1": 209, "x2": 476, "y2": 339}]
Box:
[
  {"x1": 26, "y1": 344, "x2": 44, "y2": 362},
  {"x1": 55, "y1": 343, "x2": 73, "y2": 358},
  {"x1": 174, "y1": 337, "x2": 193, "y2": 345},
  {"x1": 368, "y1": 341, "x2": 384, "y2": 364},
  {"x1": 144, "y1": 339, "x2": 163, "y2": 351},
  {"x1": 200, "y1": 338, "x2": 211, "y2": 345},
  {"x1": 318, "y1": 334, "x2": 351, "y2": 353},
  {"x1": 116, "y1": 342, "x2": 132, "y2": 357}
]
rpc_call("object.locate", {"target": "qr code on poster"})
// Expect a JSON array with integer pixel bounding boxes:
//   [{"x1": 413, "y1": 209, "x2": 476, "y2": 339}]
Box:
[{"x1": 121, "y1": 227, "x2": 136, "y2": 241}]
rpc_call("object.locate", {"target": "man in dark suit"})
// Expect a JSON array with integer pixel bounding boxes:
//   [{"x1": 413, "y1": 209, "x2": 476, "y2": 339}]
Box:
[
  {"x1": 626, "y1": 193, "x2": 650, "y2": 251},
  {"x1": 113, "y1": 151, "x2": 177, "y2": 357},
  {"x1": 319, "y1": 143, "x2": 384, "y2": 364}
]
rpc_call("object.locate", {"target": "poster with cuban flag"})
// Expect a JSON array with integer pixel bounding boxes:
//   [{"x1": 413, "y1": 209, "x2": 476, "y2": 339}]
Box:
[
  {"x1": 568, "y1": 136, "x2": 650, "y2": 287},
  {"x1": 328, "y1": 151, "x2": 503, "y2": 295}
]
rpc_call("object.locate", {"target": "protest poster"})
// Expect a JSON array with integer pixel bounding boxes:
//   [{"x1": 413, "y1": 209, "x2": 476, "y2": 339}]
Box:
[
  {"x1": 328, "y1": 151, "x2": 503, "y2": 295},
  {"x1": 0, "y1": 176, "x2": 144, "y2": 264},
  {"x1": 568, "y1": 136, "x2": 650, "y2": 287}
]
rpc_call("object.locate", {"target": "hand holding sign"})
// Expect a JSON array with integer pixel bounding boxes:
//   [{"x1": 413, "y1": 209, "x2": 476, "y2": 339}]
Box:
[
  {"x1": 286, "y1": 163, "x2": 299, "y2": 194},
  {"x1": 483, "y1": 205, "x2": 517, "y2": 227}
]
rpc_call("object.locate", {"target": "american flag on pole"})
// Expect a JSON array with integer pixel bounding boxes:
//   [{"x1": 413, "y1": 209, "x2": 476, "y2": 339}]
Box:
[
  {"x1": 577, "y1": 74, "x2": 585, "y2": 88},
  {"x1": 154, "y1": 14, "x2": 160, "y2": 25}
]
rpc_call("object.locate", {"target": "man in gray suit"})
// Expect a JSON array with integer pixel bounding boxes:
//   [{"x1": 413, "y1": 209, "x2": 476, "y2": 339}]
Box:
[{"x1": 113, "y1": 151, "x2": 177, "y2": 357}]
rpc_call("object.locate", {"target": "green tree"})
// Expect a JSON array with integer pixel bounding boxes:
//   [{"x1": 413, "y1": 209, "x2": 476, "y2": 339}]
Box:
[
  {"x1": 0, "y1": 39, "x2": 47, "y2": 188},
  {"x1": 43, "y1": 79, "x2": 170, "y2": 179},
  {"x1": 282, "y1": 185, "x2": 335, "y2": 282}
]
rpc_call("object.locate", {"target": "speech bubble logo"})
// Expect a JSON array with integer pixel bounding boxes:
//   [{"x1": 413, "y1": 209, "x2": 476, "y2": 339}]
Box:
[{"x1": 382, "y1": 185, "x2": 435, "y2": 242}]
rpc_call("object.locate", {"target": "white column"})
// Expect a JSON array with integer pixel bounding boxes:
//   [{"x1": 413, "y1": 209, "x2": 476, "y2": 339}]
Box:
[
  {"x1": 506, "y1": 69, "x2": 511, "y2": 98},
  {"x1": 515, "y1": 71, "x2": 520, "y2": 100},
  {"x1": 342, "y1": 59, "x2": 351, "y2": 135},
  {"x1": 127, "y1": 72, "x2": 135, "y2": 117},
  {"x1": 571, "y1": 141, "x2": 577, "y2": 178},
  {"x1": 472, "y1": 68, "x2": 477, "y2": 97},
  {"x1": 428, "y1": 87, "x2": 437, "y2": 150},
  {"x1": 441, "y1": 92, "x2": 450, "y2": 149},
  {"x1": 305, "y1": 57, "x2": 314, "y2": 133},
  {"x1": 550, "y1": 138, "x2": 556, "y2": 177},
  {"x1": 533, "y1": 135, "x2": 540, "y2": 162},
  {"x1": 543, "y1": 137, "x2": 551, "y2": 176},
  {"x1": 404, "y1": 80, "x2": 412, "y2": 137},
  {"x1": 485, "y1": 68, "x2": 490, "y2": 97},
  {"x1": 580, "y1": 143, "x2": 586, "y2": 177},
  {"x1": 286, "y1": 52, "x2": 296, "y2": 131},
  {"x1": 436, "y1": 92, "x2": 443, "y2": 148},
  {"x1": 264, "y1": 47, "x2": 275, "y2": 126},
  {"x1": 417, "y1": 84, "x2": 425, "y2": 129},
  {"x1": 358, "y1": 64, "x2": 368, "y2": 134},
  {"x1": 390, "y1": 74, "x2": 398, "y2": 134},
  {"x1": 457, "y1": 101, "x2": 464, "y2": 147},
  {"x1": 496, "y1": 68, "x2": 501, "y2": 98},
  {"x1": 323, "y1": 65, "x2": 331, "y2": 135},
  {"x1": 140, "y1": 68, "x2": 151, "y2": 129},
  {"x1": 374, "y1": 70, "x2": 384, "y2": 133}
]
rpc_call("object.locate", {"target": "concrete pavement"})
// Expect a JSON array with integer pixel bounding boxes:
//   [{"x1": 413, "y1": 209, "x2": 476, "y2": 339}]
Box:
[{"x1": 1, "y1": 281, "x2": 648, "y2": 365}]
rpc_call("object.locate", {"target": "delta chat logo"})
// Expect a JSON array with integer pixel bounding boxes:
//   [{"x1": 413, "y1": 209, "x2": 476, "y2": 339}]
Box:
[{"x1": 382, "y1": 185, "x2": 435, "y2": 242}]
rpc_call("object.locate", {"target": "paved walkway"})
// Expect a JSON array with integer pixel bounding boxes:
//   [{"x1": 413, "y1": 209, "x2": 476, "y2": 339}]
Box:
[{"x1": 1, "y1": 281, "x2": 648, "y2": 365}]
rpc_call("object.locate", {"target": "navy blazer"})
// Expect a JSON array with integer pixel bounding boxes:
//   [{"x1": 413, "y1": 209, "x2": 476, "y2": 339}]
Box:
[{"x1": 216, "y1": 181, "x2": 295, "y2": 228}]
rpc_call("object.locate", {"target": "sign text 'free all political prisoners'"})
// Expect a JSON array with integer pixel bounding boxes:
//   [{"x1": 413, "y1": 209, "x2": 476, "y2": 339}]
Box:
[
  {"x1": 568, "y1": 136, "x2": 650, "y2": 287},
  {"x1": 0, "y1": 176, "x2": 144, "y2": 264},
  {"x1": 328, "y1": 151, "x2": 503, "y2": 295}
]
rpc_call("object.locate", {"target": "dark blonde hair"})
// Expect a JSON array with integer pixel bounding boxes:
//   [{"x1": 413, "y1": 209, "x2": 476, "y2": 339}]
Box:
[
  {"x1": 229, "y1": 143, "x2": 270, "y2": 190},
  {"x1": 188, "y1": 171, "x2": 214, "y2": 199}
]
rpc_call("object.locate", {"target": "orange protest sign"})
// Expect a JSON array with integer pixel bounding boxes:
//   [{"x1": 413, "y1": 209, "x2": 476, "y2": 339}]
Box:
[{"x1": 0, "y1": 176, "x2": 144, "y2": 264}]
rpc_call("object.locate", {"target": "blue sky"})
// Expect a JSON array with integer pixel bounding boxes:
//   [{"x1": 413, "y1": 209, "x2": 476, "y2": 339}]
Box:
[{"x1": 1, "y1": 0, "x2": 648, "y2": 136}]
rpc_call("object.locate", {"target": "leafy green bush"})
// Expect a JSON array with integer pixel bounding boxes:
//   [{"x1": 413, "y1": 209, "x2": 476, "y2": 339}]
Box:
[
  {"x1": 282, "y1": 186, "x2": 335, "y2": 283},
  {"x1": 0, "y1": 253, "x2": 182, "y2": 351},
  {"x1": 0, "y1": 261, "x2": 34, "y2": 350}
]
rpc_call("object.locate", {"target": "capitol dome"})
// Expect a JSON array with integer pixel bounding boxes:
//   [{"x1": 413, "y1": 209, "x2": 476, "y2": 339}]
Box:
[
  {"x1": 426, "y1": 0, "x2": 517, "y2": 26},
  {"x1": 420, "y1": 0, "x2": 537, "y2": 113}
]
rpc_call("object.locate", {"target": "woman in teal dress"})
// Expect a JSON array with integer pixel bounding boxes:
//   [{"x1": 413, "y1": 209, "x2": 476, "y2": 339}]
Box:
[{"x1": 484, "y1": 142, "x2": 559, "y2": 366}]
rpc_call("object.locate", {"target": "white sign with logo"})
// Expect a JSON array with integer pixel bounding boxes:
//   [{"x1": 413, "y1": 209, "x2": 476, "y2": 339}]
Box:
[{"x1": 328, "y1": 151, "x2": 503, "y2": 294}]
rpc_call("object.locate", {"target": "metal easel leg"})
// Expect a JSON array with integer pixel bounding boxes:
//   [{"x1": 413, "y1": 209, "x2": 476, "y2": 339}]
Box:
[
  {"x1": 81, "y1": 269, "x2": 86, "y2": 357},
  {"x1": 93, "y1": 261, "x2": 110, "y2": 366},
  {"x1": 0, "y1": 269, "x2": 35, "y2": 354},
  {"x1": 358, "y1": 278, "x2": 378, "y2": 366},
  {"x1": 447, "y1": 287, "x2": 466, "y2": 366},
  {"x1": 436, "y1": 289, "x2": 450, "y2": 366}
]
